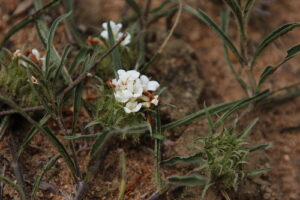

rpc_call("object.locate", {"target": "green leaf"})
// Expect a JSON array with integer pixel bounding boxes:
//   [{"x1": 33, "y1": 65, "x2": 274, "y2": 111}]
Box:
[
  {"x1": 62, "y1": 0, "x2": 86, "y2": 47},
  {"x1": 245, "y1": 143, "x2": 272, "y2": 152},
  {"x1": 45, "y1": 11, "x2": 72, "y2": 70},
  {"x1": 0, "y1": 94, "x2": 77, "y2": 177},
  {"x1": 0, "y1": 175, "x2": 26, "y2": 200},
  {"x1": 247, "y1": 168, "x2": 271, "y2": 176},
  {"x1": 285, "y1": 44, "x2": 300, "y2": 60},
  {"x1": 221, "y1": 11, "x2": 248, "y2": 91},
  {"x1": 71, "y1": 84, "x2": 83, "y2": 136},
  {"x1": 162, "y1": 100, "x2": 237, "y2": 130},
  {"x1": 0, "y1": 116, "x2": 10, "y2": 142},
  {"x1": 251, "y1": 23, "x2": 300, "y2": 67},
  {"x1": 31, "y1": 155, "x2": 60, "y2": 200},
  {"x1": 215, "y1": 90, "x2": 269, "y2": 125},
  {"x1": 238, "y1": 118, "x2": 258, "y2": 139},
  {"x1": 223, "y1": 0, "x2": 245, "y2": 38},
  {"x1": 161, "y1": 153, "x2": 202, "y2": 166},
  {"x1": 125, "y1": 0, "x2": 142, "y2": 17},
  {"x1": 54, "y1": 45, "x2": 72, "y2": 82},
  {"x1": 162, "y1": 91, "x2": 270, "y2": 130},
  {"x1": 168, "y1": 175, "x2": 208, "y2": 186},
  {"x1": 152, "y1": 133, "x2": 165, "y2": 140},
  {"x1": 107, "y1": 21, "x2": 123, "y2": 75},
  {"x1": 184, "y1": 5, "x2": 244, "y2": 64},
  {"x1": 0, "y1": 0, "x2": 60, "y2": 49},
  {"x1": 17, "y1": 114, "x2": 51, "y2": 157},
  {"x1": 33, "y1": 0, "x2": 72, "y2": 84},
  {"x1": 257, "y1": 66, "x2": 276, "y2": 88}
]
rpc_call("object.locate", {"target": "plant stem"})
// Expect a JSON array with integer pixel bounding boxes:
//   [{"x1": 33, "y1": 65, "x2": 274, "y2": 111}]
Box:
[
  {"x1": 154, "y1": 109, "x2": 163, "y2": 191},
  {"x1": 117, "y1": 150, "x2": 127, "y2": 200},
  {"x1": 8, "y1": 130, "x2": 28, "y2": 199}
]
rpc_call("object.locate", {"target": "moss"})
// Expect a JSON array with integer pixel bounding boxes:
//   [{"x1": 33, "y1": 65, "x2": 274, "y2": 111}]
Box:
[{"x1": 0, "y1": 60, "x2": 39, "y2": 106}]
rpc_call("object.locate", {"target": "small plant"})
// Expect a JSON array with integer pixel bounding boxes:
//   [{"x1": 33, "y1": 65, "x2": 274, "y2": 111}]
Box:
[
  {"x1": 165, "y1": 114, "x2": 271, "y2": 199},
  {"x1": 184, "y1": 0, "x2": 300, "y2": 99}
]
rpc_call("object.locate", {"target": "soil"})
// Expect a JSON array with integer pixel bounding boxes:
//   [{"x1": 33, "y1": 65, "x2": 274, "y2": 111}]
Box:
[{"x1": 1, "y1": 0, "x2": 300, "y2": 200}]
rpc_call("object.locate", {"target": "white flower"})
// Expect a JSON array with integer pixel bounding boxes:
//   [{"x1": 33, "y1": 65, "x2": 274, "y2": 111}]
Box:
[
  {"x1": 124, "y1": 101, "x2": 142, "y2": 113},
  {"x1": 31, "y1": 48, "x2": 41, "y2": 61},
  {"x1": 100, "y1": 21, "x2": 131, "y2": 46},
  {"x1": 151, "y1": 95, "x2": 159, "y2": 106},
  {"x1": 112, "y1": 69, "x2": 160, "y2": 113},
  {"x1": 13, "y1": 49, "x2": 21, "y2": 60},
  {"x1": 140, "y1": 75, "x2": 160, "y2": 91},
  {"x1": 114, "y1": 89, "x2": 133, "y2": 103}
]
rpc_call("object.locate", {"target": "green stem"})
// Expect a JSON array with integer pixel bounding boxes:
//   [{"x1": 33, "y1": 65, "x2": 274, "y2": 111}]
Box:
[{"x1": 154, "y1": 109, "x2": 163, "y2": 191}]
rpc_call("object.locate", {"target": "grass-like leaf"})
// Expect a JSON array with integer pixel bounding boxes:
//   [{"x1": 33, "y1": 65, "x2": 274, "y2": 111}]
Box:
[
  {"x1": 0, "y1": 116, "x2": 10, "y2": 142},
  {"x1": 251, "y1": 23, "x2": 300, "y2": 68},
  {"x1": 125, "y1": 0, "x2": 142, "y2": 17},
  {"x1": 162, "y1": 100, "x2": 238, "y2": 130},
  {"x1": 0, "y1": 175, "x2": 26, "y2": 200},
  {"x1": 221, "y1": 11, "x2": 248, "y2": 92},
  {"x1": 238, "y1": 118, "x2": 258, "y2": 139},
  {"x1": 0, "y1": 94, "x2": 77, "y2": 177},
  {"x1": 45, "y1": 11, "x2": 72, "y2": 70},
  {"x1": 31, "y1": 155, "x2": 60, "y2": 200},
  {"x1": 168, "y1": 175, "x2": 208, "y2": 186},
  {"x1": 0, "y1": 0, "x2": 60, "y2": 49},
  {"x1": 54, "y1": 45, "x2": 72, "y2": 82},
  {"x1": 17, "y1": 114, "x2": 51, "y2": 157},
  {"x1": 161, "y1": 153, "x2": 202, "y2": 166},
  {"x1": 245, "y1": 143, "x2": 272, "y2": 152},
  {"x1": 107, "y1": 21, "x2": 123, "y2": 75},
  {"x1": 184, "y1": 4, "x2": 244, "y2": 64},
  {"x1": 246, "y1": 168, "x2": 271, "y2": 176},
  {"x1": 62, "y1": 0, "x2": 86, "y2": 47}
]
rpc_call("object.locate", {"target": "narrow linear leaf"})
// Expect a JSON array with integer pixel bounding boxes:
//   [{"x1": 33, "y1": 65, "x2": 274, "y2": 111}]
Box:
[
  {"x1": 223, "y1": 0, "x2": 245, "y2": 38},
  {"x1": 125, "y1": 0, "x2": 142, "y2": 17},
  {"x1": 257, "y1": 66, "x2": 276, "y2": 88},
  {"x1": 247, "y1": 168, "x2": 271, "y2": 176},
  {"x1": 168, "y1": 175, "x2": 208, "y2": 186},
  {"x1": 251, "y1": 23, "x2": 300, "y2": 67},
  {"x1": 0, "y1": 95, "x2": 77, "y2": 177},
  {"x1": 221, "y1": 11, "x2": 248, "y2": 91},
  {"x1": 0, "y1": 0, "x2": 60, "y2": 48},
  {"x1": 184, "y1": 5, "x2": 244, "y2": 64},
  {"x1": 0, "y1": 116, "x2": 10, "y2": 142},
  {"x1": 54, "y1": 45, "x2": 72, "y2": 82},
  {"x1": 285, "y1": 44, "x2": 300, "y2": 60},
  {"x1": 245, "y1": 142, "x2": 272, "y2": 152},
  {"x1": 45, "y1": 11, "x2": 72, "y2": 70},
  {"x1": 0, "y1": 175, "x2": 26, "y2": 200},
  {"x1": 107, "y1": 21, "x2": 123, "y2": 75},
  {"x1": 62, "y1": 0, "x2": 86, "y2": 47},
  {"x1": 161, "y1": 153, "x2": 202, "y2": 166},
  {"x1": 238, "y1": 118, "x2": 258, "y2": 139},
  {"x1": 215, "y1": 90, "x2": 269, "y2": 125},
  {"x1": 17, "y1": 114, "x2": 51, "y2": 157},
  {"x1": 31, "y1": 155, "x2": 60, "y2": 200}
]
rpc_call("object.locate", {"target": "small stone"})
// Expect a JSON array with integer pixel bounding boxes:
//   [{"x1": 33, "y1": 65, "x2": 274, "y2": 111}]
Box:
[{"x1": 283, "y1": 154, "x2": 290, "y2": 161}]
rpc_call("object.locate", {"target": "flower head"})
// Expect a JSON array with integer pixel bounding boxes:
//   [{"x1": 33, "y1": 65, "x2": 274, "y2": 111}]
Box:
[
  {"x1": 100, "y1": 21, "x2": 131, "y2": 46},
  {"x1": 111, "y1": 70, "x2": 160, "y2": 113}
]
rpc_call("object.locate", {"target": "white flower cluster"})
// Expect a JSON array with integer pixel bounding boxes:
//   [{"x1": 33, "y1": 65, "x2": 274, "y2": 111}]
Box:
[
  {"x1": 100, "y1": 21, "x2": 131, "y2": 46},
  {"x1": 112, "y1": 70, "x2": 160, "y2": 113}
]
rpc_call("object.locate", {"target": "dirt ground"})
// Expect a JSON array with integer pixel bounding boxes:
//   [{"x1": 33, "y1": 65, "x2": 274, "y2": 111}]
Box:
[{"x1": 1, "y1": 0, "x2": 300, "y2": 200}]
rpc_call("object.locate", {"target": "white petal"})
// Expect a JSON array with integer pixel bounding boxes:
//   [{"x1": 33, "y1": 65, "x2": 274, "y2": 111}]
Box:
[
  {"x1": 147, "y1": 81, "x2": 160, "y2": 91},
  {"x1": 126, "y1": 70, "x2": 140, "y2": 80},
  {"x1": 119, "y1": 32, "x2": 131, "y2": 46},
  {"x1": 32, "y1": 49, "x2": 40, "y2": 60},
  {"x1": 102, "y1": 22, "x2": 108, "y2": 30},
  {"x1": 124, "y1": 101, "x2": 142, "y2": 113},
  {"x1": 151, "y1": 95, "x2": 159, "y2": 106},
  {"x1": 132, "y1": 79, "x2": 143, "y2": 97},
  {"x1": 117, "y1": 69, "x2": 126, "y2": 76},
  {"x1": 100, "y1": 30, "x2": 108, "y2": 40}
]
